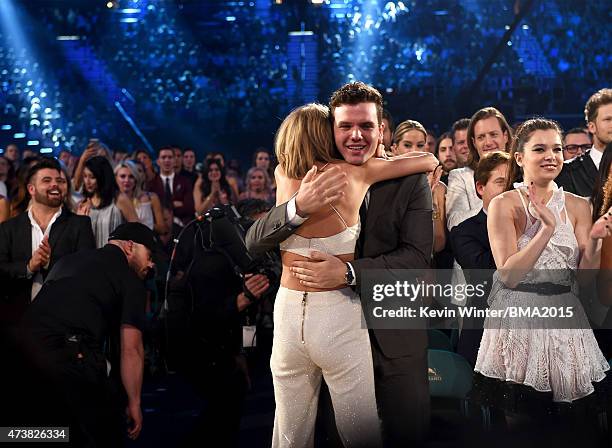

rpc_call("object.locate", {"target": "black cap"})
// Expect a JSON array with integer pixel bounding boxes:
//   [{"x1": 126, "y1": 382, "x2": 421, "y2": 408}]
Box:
[{"x1": 108, "y1": 222, "x2": 157, "y2": 252}]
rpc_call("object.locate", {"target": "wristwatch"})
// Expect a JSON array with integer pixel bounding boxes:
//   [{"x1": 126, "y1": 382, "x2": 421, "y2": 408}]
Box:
[{"x1": 344, "y1": 263, "x2": 354, "y2": 286}]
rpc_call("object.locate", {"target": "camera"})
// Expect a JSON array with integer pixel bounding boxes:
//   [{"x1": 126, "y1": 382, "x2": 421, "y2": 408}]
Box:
[{"x1": 201, "y1": 205, "x2": 280, "y2": 295}]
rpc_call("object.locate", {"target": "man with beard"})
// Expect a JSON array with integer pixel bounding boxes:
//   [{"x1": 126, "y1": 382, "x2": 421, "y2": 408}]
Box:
[
  {"x1": 451, "y1": 118, "x2": 470, "y2": 168},
  {"x1": 16, "y1": 223, "x2": 155, "y2": 446},
  {"x1": 557, "y1": 88, "x2": 612, "y2": 197},
  {"x1": 0, "y1": 158, "x2": 95, "y2": 326}
]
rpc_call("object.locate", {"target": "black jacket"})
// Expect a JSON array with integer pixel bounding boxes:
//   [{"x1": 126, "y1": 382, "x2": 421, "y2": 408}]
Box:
[
  {"x1": 449, "y1": 209, "x2": 495, "y2": 272},
  {"x1": 555, "y1": 150, "x2": 598, "y2": 197},
  {"x1": 0, "y1": 208, "x2": 95, "y2": 325}
]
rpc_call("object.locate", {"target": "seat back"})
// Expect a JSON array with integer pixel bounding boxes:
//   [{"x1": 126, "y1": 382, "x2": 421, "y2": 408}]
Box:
[{"x1": 428, "y1": 349, "x2": 473, "y2": 399}]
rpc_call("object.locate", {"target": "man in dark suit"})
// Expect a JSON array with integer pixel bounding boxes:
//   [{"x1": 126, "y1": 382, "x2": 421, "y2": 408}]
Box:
[
  {"x1": 556, "y1": 88, "x2": 612, "y2": 197},
  {"x1": 0, "y1": 158, "x2": 95, "y2": 326},
  {"x1": 557, "y1": 89, "x2": 612, "y2": 358},
  {"x1": 149, "y1": 146, "x2": 195, "y2": 225},
  {"x1": 450, "y1": 151, "x2": 509, "y2": 365},
  {"x1": 246, "y1": 82, "x2": 433, "y2": 446}
]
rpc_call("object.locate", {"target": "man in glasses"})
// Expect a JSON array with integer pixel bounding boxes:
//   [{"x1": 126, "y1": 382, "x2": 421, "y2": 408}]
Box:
[{"x1": 563, "y1": 127, "x2": 592, "y2": 161}]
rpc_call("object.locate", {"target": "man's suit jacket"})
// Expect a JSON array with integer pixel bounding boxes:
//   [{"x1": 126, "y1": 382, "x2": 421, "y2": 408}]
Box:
[
  {"x1": 0, "y1": 208, "x2": 96, "y2": 325},
  {"x1": 245, "y1": 173, "x2": 433, "y2": 359},
  {"x1": 149, "y1": 174, "x2": 195, "y2": 225},
  {"x1": 448, "y1": 208, "x2": 493, "y2": 367},
  {"x1": 449, "y1": 209, "x2": 495, "y2": 272},
  {"x1": 555, "y1": 150, "x2": 598, "y2": 197}
]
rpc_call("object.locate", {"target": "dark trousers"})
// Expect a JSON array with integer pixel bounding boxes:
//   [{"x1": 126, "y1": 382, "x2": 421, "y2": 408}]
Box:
[
  {"x1": 26, "y1": 340, "x2": 123, "y2": 447},
  {"x1": 179, "y1": 349, "x2": 248, "y2": 447},
  {"x1": 372, "y1": 340, "x2": 430, "y2": 447},
  {"x1": 316, "y1": 339, "x2": 430, "y2": 448}
]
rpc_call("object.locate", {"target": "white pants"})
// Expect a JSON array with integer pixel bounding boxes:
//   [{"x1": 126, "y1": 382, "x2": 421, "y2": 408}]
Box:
[{"x1": 271, "y1": 287, "x2": 382, "y2": 448}]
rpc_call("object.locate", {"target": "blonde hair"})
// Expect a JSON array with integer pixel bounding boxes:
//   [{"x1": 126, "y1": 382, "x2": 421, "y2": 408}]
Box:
[
  {"x1": 114, "y1": 160, "x2": 144, "y2": 203},
  {"x1": 392, "y1": 120, "x2": 427, "y2": 145},
  {"x1": 245, "y1": 166, "x2": 271, "y2": 193},
  {"x1": 275, "y1": 103, "x2": 335, "y2": 179}
]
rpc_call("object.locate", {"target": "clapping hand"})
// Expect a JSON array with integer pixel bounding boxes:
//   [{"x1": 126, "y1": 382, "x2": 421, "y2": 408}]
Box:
[
  {"x1": 77, "y1": 199, "x2": 91, "y2": 216},
  {"x1": 28, "y1": 235, "x2": 51, "y2": 273},
  {"x1": 590, "y1": 207, "x2": 612, "y2": 240},
  {"x1": 526, "y1": 182, "x2": 556, "y2": 230},
  {"x1": 428, "y1": 164, "x2": 443, "y2": 193}
]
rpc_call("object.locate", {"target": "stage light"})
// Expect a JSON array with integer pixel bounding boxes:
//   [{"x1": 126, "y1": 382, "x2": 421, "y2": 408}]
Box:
[
  {"x1": 1, "y1": 125, "x2": 12, "y2": 130},
  {"x1": 40, "y1": 147, "x2": 52, "y2": 153},
  {"x1": 27, "y1": 140, "x2": 39, "y2": 146},
  {"x1": 13, "y1": 133, "x2": 26, "y2": 138}
]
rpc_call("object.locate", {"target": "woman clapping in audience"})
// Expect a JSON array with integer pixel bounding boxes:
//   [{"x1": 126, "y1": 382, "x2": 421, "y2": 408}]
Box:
[
  {"x1": 474, "y1": 119, "x2": 612, "y2": 425},
  {"x1": 115, "y1": 160, "x2": 167, "y2": 235},
  {"x1": 194, "y1": 158, "x2": 237, "y2": 214}
]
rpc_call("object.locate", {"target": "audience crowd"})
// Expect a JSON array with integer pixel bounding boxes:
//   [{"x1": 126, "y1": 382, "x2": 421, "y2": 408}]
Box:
[
  {"x1": 1, "y1": 83, "x2": 612, "y2": 446},
  {"x1": 1, "y1": 0, "x2": 607, "y2": 156},
  {"x1": 0, "y1": 1, "x2": 611, "y2": 445}
]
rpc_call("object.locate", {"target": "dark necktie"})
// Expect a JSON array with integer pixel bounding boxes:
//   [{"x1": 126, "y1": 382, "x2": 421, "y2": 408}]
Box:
[{"x1": 164, "y1": 177, "x2": 172, "y2": 208}]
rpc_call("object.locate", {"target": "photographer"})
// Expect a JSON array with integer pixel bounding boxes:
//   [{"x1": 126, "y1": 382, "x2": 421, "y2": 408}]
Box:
[{"x1": 166, "y1": 200, "x2": 277, "y2": 447}]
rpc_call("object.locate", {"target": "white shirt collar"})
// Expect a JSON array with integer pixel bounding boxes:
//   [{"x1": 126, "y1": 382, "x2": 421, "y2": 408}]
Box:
[
  {"x1": 160, "y1": 172, "x2": 175, "y2": 182},
  {"x1": 590, "y1": 146, "x2": 602, "y2": 170},
  {"x1": 27, "y1": 206, "x2": 63, "y2": 235}
]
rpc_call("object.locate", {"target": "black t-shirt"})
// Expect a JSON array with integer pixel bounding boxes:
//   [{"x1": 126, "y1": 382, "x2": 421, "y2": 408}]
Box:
[{"x1": 22, "y1": 245, "x2": 146, "y2": 348}]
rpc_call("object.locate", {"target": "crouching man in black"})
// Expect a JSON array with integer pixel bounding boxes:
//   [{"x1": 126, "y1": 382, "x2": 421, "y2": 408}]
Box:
[
  {"x1": 166, "y1": 205, "x2": 273, "y2": 447},
  {"x1": 17, "y1": 222, "x2": 156, "y2": 446}
]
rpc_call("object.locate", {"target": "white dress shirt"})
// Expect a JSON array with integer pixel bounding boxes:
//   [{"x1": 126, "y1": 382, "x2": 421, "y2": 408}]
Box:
[
  {"x1": 445, "y1": 167, "x2": 482, "y2": 231},
  {"x1": 590, "y1": 146, "x2": 603, "y2": 170},
  {"x1": 28, "y1": 207, "x2": 62, "y2": 300},
  {"x1": 160, "y1": 173, "x2": 175, "y2": 194}
]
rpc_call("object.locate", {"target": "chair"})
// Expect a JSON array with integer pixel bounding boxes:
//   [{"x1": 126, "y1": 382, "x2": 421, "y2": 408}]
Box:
[
  {"x1": 428, "y1": 349, "x2": 491, "y2": 428},
  {"x1": 428, "y1": 329, "x2": 453, "y2": 351}
]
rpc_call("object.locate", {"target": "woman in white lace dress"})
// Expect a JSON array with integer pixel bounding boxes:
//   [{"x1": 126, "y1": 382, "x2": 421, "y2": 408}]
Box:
[{"x1": 474, "y1": 119, "x2": 612, "y2": 415}]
